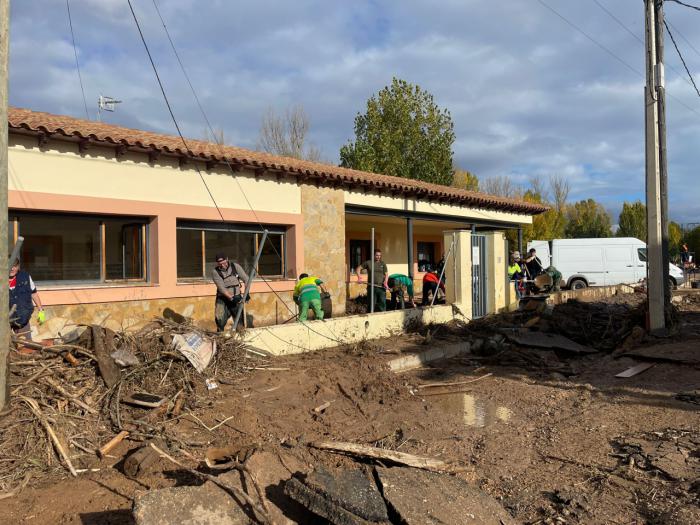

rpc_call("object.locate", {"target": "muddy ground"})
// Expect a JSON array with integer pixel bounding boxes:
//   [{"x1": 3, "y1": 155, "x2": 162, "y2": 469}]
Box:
[{"x1": 1, "y1": 292, "x2": 699, "y2": 524}]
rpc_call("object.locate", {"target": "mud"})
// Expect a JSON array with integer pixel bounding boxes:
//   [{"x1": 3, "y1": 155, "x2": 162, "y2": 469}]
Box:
[{"x1": 1, "y1": 292, "x2": 699, "y2": 524}]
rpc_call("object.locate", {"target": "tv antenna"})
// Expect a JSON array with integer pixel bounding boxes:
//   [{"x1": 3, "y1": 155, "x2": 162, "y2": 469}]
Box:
[{"x1": 97, "y1": 95, "x2": 122, "y2": 121}]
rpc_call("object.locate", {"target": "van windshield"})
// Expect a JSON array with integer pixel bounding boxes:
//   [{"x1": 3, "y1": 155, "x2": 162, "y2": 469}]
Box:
[{"x1": 637, "y1": 248, "x2": 647, "y2": 262}]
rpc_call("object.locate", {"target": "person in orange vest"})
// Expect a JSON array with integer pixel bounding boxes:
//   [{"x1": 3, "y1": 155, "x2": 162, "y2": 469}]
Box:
[{"x1": 421, "y1": 268, "x2": 446, "y2": 306}]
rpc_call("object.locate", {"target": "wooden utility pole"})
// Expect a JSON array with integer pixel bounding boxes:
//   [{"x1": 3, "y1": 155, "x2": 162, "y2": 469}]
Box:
[
  {"x1": 0, "y1": 0, "x2": 9, "y2": 410},
  {"x1": 644, "y1": 0, "x2": 667, "y2": 334}
]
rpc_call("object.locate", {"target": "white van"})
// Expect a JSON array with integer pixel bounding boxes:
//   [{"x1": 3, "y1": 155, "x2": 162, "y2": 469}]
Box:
[{"x1": 526, "y1": 237, "x2": 685, "y2": 290}]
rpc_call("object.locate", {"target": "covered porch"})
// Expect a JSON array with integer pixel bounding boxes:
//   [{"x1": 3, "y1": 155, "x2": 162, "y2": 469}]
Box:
[{"x1": 344, "y1": 203, "x2": 530, "y2": 317}]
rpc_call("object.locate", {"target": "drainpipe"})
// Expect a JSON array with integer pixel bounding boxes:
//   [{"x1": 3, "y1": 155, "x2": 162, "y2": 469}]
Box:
[
  {"x1": 518, "y1": 227, "x2": 523, "y2": 255},
  {"x1": 370, "y1": 227, "x2": 375, "y2": 314},
  {"x1": 406, "y1": 217, "x2": 414, "y2": 280}
]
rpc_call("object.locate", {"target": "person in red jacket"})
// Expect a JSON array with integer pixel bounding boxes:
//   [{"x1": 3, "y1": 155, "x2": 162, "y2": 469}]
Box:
[{"x1": 421, "y1": 268, "x2": 446, "y2": 306}]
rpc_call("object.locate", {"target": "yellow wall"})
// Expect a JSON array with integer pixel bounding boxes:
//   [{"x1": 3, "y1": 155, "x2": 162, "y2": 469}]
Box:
[
  {"x1": 8, "y1": 135, "x2": 301, "y2": 214},
  {"x1": 344, "y1": 189, "x2": 533, "y2": 226}
]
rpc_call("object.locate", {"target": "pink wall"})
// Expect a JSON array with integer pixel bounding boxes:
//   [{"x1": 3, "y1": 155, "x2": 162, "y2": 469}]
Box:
[{"x1": 9, "y1": 190, "x2": 304, "y2": 306}]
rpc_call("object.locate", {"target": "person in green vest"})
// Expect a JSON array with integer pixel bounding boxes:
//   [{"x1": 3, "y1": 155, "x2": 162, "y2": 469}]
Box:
[
  {"x1": 293, "y1": 273, "x2": 328, "y2": 321},
  {"x1": 388, "y1": 273, "x2": 416, "y2": 309},
  {"x1": 508, "y1": 252, "x2": 525, "y2": 299}
]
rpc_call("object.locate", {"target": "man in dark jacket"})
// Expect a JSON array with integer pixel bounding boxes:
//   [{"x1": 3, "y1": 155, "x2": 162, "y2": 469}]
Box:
[
  {"x1": 211, "y1": 253, "x2": 249, "y2": 331},
  {"x1": 9, "y1": 259, "x2": 44, "y2": 341}
]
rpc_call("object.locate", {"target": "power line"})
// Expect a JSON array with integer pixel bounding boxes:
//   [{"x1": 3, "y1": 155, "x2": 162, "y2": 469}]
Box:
[
  {"x1": 66, "y1": 0, "x2": 89, "y2": 120},
  {"x1": 663, "y1": 19, "x2": 700, "y2": 98},
  {"x1": 592, "y1": 0, "x2": 643, "y2": 45},
  {"x1": 591, "y1": 0, "x2": 700, "y2": 94},
  {"x1": 537, "y1": 0, "x2": 700, "y2": 118},
  {"x1": 666, "y1": 0, "x2": 700, "y2": 13},
  {"x1": 666, "y1": 19, "x2": 700, "y2": 60},
  {"x1": 128, "y1": 0, "x2": 346, "y2": 346},
  {"x1": 536, "y1": 0, "x2": 642, "y2": 77}
]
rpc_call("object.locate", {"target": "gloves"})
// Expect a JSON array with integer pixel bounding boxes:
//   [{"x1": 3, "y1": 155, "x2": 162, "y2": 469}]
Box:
[{"x1": 37, "y1": 310, "x2": 46, "y2": 325}]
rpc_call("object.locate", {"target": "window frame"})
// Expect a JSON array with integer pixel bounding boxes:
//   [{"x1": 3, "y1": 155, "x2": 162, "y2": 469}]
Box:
[
  {"x1": 176, "y1": 220, "x2": 288, "y2": 282},
  {"x1": 9, "y1": 211, "x2": 149, "y2": 286}
]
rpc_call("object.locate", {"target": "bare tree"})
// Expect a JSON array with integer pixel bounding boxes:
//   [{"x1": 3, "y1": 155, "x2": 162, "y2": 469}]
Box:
[
  {"x1": 257, "y1": 105, "x2": 322, "y2": 162},
  {"x1": 203, "y1": 127, "x2": 226, "y2": 145},
  {"x1": 480, "y1": 175, "x2": 522, "y2": 198}
]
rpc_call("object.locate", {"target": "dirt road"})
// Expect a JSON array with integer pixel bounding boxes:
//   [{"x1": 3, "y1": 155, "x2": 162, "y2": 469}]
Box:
[{"x1": 1, "y1": 293, "x2": 699, "y2": 524}]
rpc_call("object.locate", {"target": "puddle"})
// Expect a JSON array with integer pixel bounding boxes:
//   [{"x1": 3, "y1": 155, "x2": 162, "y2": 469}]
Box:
[{"x1": 433, "y1": 394, "x2": 512, "y2": 428}]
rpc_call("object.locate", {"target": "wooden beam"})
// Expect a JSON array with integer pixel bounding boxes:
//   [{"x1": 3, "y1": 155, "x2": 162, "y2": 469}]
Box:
[
  {"x1": 37, "y1": 131, "x2": 51, "y2": 149},
  {"x1": 115, "y1": 144, "x2": 128, "y2": 159},
  {"x1": 205, "y1": 159, "x2": 217, "y2": 171},
  {"x1": 178, "y1": 156, "x2": 188, "y2": 168},
  {"x1": 78, "y1": 138, "x2": 90, "y2": 154},
  {"x1": 148, "y1": 149, "x2": 160, "y2": 164}
]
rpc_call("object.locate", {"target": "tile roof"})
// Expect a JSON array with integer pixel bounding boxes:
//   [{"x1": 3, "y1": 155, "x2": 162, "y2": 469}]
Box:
[{"x1": 8, "y1": 107, "x2": 548, "y2": 215}]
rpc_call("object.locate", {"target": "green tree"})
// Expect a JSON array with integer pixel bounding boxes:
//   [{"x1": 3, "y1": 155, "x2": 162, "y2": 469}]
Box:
[
  {"x1": 686, "y1": 226, "x2": 700, "y2": 261},
  {"x1": 452, "y1": 168, "x2": 479, "y2": 191},
  {"x1": 340, "y1": 78, "x2": 455, "y2": 185},
  {"x1": 669, "y1": 221, "x2": 682, "y2": 259},
  {"x1": 617, "y1": 201, "x2": 647, "y2": 240},
  {"x1": 564, "y1": 199, "x2": 612, "y2": 238}
]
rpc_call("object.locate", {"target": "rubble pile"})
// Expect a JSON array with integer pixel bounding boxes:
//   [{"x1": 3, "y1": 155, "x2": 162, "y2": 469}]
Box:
[{"x1": 0, "y1": 317, "x2": 259, "y2": 491}]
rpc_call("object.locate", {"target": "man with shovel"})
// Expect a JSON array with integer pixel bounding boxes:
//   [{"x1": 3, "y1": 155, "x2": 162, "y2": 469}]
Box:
[{"x1": 356, "y1": 248, "x2": 389, "y2": 312}]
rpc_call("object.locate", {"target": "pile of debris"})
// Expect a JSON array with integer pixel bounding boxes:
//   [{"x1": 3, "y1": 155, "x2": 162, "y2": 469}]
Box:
[
  {"x1": 1, "y1": 316, "x2": 263, "y2": 491},
  {"x1": 131, "y1": 440, "x2": 515, "y2": 525}
]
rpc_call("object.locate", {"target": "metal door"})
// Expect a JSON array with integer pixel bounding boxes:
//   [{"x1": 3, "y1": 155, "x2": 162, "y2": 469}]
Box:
[{"x1": 472, "y1": 235, "x2": 488, "y2": 318}]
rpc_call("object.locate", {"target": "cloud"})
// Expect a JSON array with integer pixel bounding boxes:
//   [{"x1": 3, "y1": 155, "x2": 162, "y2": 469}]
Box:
[{"x1": 8, "y1": 0, "x2": 700, "y2": 222}]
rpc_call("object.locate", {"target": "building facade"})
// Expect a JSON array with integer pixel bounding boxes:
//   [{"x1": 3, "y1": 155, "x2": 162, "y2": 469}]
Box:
[{"x1": 7, "y1": 108, "x2": 546, "y2": 334}]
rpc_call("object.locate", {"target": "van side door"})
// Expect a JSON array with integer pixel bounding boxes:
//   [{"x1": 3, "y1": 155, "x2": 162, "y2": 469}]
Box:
[{"x1": 603, "y1": 245, "x2": 635, "y2": 285}]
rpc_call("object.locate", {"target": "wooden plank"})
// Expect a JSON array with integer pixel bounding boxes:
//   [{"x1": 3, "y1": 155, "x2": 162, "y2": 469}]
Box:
[
  {"x1": 504, "y1": 331, "x2": 597, "y2": 354},
  {"x1": 308, "y1": 441, "x2": 458, "y2": 472},
  {"x1": 615, "y1": 362, "x2": 655, "y2": 378},
  {"x1": 92, "y1": 326, "x2": 121, "y2": 388}
]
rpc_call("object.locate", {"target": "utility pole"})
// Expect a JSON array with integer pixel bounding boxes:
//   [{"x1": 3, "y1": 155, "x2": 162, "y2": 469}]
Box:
[
  {"x1": 654, "y1": 0, "x2": 671, "y2": 308},
  {"x1": 0, "y1": 0, "x2": 9, "y2": 411},
  {"x1": 644, "y1": 0, "x2": 667, "y2": 334}
]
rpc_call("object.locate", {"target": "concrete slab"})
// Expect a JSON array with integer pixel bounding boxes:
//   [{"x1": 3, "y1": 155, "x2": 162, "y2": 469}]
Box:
[
  {"x1": 132, "y1": 482, "x2": 250, "y2": 525},
  {"x1": 388, "y1": 342, "x2": 471, "y2": 372},
  {"x1": 376, "y1": 467, "x2": 515, "y2": 525}
]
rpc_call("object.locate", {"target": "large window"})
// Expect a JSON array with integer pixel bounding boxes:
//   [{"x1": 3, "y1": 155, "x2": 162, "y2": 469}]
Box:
[
  {"x1": 176, "y1": 221, "x2": 286, "y2": 280},
  {"x1": 9, "y1": 212, "x2": 148, "y2": 284}
]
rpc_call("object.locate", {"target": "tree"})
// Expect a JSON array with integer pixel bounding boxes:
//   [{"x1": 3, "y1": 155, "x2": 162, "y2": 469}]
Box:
[
  {"x1": 669, "y1": 221, "x2": 683, "y2": 260},
  {"x1": 617, "y1": 201, "x2": 646, "y2": 240},
  {"x1": 564, "y1": 199, "x2": 612, "y2": 238},
  {"x1": 257, "y1": 105, "x2": 322, "y2": 162},
  {"x1": 504, "y1": 175, "x2": 569, "y2": 248},
  {"x1": 452, "y1": 168, "x2": 479, "y2": 191},
  {"x1": 686, "y1": 226, "x2": 700, "y2": 261},
  {"x1": 340, "y1": 78, "x2": 455, "y2": 185},
  {"x1": 480, "y1": 175, "x2": 522, "y2": 199}
]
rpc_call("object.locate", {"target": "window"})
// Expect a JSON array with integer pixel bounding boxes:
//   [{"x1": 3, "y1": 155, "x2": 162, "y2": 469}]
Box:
[
  {"x1": 349, "y1": 240, "x2": 371, "y2": 274},
  {"x1": 417, "y1": 241, "x2": 438, "y2": 272},
  {"x1": 9, "y1": 212, "x2": 148, "y2": 283},
  {"x1": 638, "y1": 248, "x2": 647, "y2": 262},
  {"x1": 176, "y1": 221, "x2": 286, "y2": 279}
]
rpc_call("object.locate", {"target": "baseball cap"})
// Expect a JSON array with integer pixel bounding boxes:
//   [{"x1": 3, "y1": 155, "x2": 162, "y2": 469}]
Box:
[{"x1": 215, "y1": 252, "x2": 227, "y2": 262}]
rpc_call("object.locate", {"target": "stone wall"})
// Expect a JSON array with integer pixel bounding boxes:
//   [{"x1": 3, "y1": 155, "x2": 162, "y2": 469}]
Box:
[
  {"x1": 31, "y1": 291, "x2": 295, "y2": 339},
  {"x1": 300, "y1": 184, "x2": 347, "y2": 315}
]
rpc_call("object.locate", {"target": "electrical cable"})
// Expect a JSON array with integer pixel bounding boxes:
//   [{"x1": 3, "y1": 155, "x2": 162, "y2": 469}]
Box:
[
  {"x1": 66, "y1": 0, "x2": 90, "y2": 120},
  {"x1": 591, "y1": 0, "x2": 700, "y2": 94},
  {"x1": 665, "y1": 0, "x2": 700, "y2": 12},
  {"x1": 664, "y1": 19, "x2": 700, "y2": 98},
  {"x1": 537, "y1": 0, "x2": 700, "y2": 118},
  {"x1": 128, "y1": 0, "x2": 347, "y2": 346},
  {"x1": 666, "y1": 18, "x2": 700, "y2": 60}
]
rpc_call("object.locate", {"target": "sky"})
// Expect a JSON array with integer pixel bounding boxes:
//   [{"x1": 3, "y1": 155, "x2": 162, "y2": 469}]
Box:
[{"x1": 8, "y1": 0, "x2": 700, "y2": 223}]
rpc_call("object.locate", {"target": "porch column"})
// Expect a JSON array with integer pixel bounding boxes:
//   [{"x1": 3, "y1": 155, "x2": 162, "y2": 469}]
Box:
[
  {"x1": 406, "y1": 217, "x2": 414, "y2": 279},
  {"x1": 442, "y1": 229, "x2": 472, "y2": 318},
  {"x1": 517, "y1": 227, "x2": 523, "y2": 254},
  {"x1": 484, "y1": 231, "x2": 508, "y2": 314}
]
